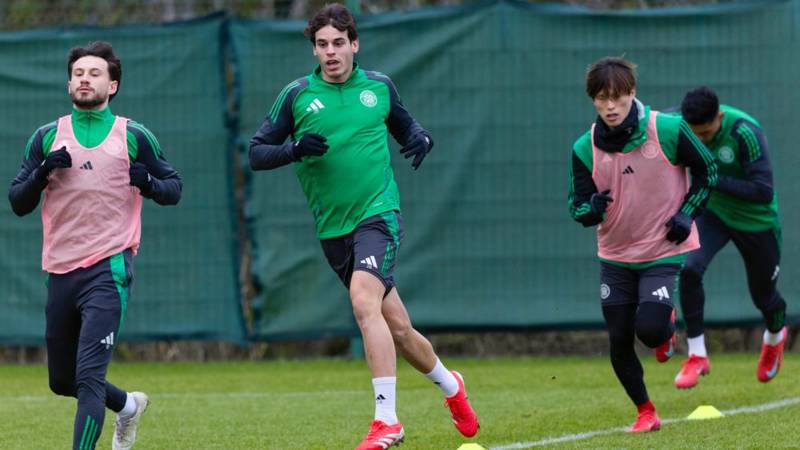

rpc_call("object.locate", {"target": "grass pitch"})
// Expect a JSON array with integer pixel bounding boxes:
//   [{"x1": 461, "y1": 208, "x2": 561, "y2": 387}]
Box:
[{"x1": 0, "y1": 353, "x2": 797, "y2": 449}]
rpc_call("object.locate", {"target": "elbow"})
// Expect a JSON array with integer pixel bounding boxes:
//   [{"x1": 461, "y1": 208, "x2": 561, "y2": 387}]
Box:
[
  {"x1": 574, "y1": 213, "x2": 601, "y2": 228},
  {"x1": 248, "y1": 146, "x2": 259, "y2": 170},
  {"x1": 8, "y1": 192, "x2": 31, "y2": 217},
  {"x1": 164, "y1": 180, "x2": 183, "y2": 206},
  {"x1": 10, "y1": 205, "x2": 27, "y2": 217},
  {"x1": 755, "y1": 186, "x2": 774, "y2": 204},
  {"x1": 9, "y1": 200, "x2": 32, "y2": 217},
  {"x1": 248, "y1": 144, "x2": 263, "y2": 170}
]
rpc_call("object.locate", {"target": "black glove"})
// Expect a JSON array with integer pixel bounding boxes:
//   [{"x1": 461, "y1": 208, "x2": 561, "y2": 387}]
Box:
[
  {"x1": 34, "y1": 146, "x2": 72, "y2": 182},
  {"x1": 589, "y1": 189, "x2": 613, "y2": 216},
  {"x1": 129, "y1": 162, "x2": 153, "y2": 194},
  {"x1": 399, "y1": 134, "x2": 432, "y2": 170},
  {"x1": 291, "y1": 133, "x2": 328, "y2": 160},
  {"x1": 665, "y1": 211, "x2": 692, "y2": 244}
]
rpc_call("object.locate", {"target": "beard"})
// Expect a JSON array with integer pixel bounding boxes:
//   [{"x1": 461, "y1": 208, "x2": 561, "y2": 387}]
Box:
[{"x1": 70, "y1": 89, "x2": 107, "y2": 109}]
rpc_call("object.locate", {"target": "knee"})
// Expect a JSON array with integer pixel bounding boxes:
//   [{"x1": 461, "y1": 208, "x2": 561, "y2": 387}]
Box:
[
  {"x1": 636, "y1": 326, "x2": 667, "y2": 348},
  {"x1": 49, "y1": 377, "x2": 76, "y2": 397},
  {"x1": 389, "y1": 322, "x2": 413, "y2": 344},
  {"x1": 350, "y1": 284, "x2": 382, "y2": 325},
  {"x1": 635, "y1": 315, "x2": 672, "y2": 348}
]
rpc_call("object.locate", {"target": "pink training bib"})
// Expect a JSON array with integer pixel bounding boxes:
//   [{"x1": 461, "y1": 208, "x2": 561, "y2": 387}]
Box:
[
  {"x1": 591, "y1": 111, "x2": 699, "y2": 263},
  {"x1": 41, "y1": 115, "x2": 142, "y2": 273}
]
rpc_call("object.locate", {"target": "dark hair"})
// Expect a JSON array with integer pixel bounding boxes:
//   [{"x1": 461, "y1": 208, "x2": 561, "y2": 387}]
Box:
[
  {"x1": 304, "y1": 3, "x2": 358, "y2": 44},
  {"x1": 67, "y1": 41, "x2": 122, "y2": 101},
  {"x1": 681, "y1": 86, "x2": 720, "y2": 125},
  {"x1": 585, "y1": 57, "x2": 637, "y2": 99}
]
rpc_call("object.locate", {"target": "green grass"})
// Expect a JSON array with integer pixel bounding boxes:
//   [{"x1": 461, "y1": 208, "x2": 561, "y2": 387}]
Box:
[{"x1": 0, "y1": 353, "x2": 797, "y2": 449}]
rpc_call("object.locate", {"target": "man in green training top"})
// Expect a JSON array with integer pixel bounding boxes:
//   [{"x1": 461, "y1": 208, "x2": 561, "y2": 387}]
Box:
[
  {"x1": 673, "y1": 86, "x2": 788, "y2": 389},
  {"x1": 248, "y1": 4, "x2": 478, "y2": 449}
]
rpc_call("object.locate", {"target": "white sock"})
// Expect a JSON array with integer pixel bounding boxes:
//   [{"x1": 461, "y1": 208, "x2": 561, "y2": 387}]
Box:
[
  {"x1": 763, "y1": 328, "x2": 786, "y2": 346},
  {"x1": 687, "y1": 335, "x2": 708, "y2": 358},
  {"x1": 372, "y1": 377, "x2": 398, "y2": 425},
  {"x1": 424, "y1": 358, "x2": 459, "y2": 397},
  {"x1": 119, "y1": 392, "x2": 137, "y2": 417}
]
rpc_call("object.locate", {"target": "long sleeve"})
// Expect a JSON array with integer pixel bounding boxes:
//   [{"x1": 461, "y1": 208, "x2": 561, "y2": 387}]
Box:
[
  {"x1": 8, "y1": 128, "x2": 50, "y2": 216},
  {"x1": 128, "y1": 122, "x2": 182, "y2": 206},
  {"x1": 248, "y1": 117, "x2": 295, "y2": 170},
  {"x1": 674, "y1": 120, "x2": 718, "y2": 218},
  {"x1": 371, "y1": 72, "x2": 432, "y2": 148},
  {"x1": 715, "y1": 120, "x2": 773, "y2": 203},
  {"x1": 568, "y1": 140, "x2": 603, "y2": 227},
  {"x1": 249, "y1": 81, "x2": 301, "y2": 171}
]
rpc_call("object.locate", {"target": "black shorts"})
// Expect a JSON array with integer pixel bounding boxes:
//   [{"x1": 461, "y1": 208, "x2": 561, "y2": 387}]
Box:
[
  {"x1": 600, "y1": 262, "x2": 680, "y2": 307},
  {"x1": 320, "y1": 212, "x2": 404, "y2": 296}
]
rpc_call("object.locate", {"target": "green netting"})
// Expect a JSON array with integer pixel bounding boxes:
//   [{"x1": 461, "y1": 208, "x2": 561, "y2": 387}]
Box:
[
  {"x1": 1, "y1": 1, "x2": 799, "y2": 344},
  {"x1": 235, "y1": 0, "x2": 800, "y2": 339},
  {"x1": 0, "y1": 15, "x2": 245, "y2": 344}
]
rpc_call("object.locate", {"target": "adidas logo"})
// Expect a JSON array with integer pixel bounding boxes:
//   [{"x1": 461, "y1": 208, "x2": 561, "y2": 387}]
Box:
[
  {"x1": 622, "y1": 165, "x2": 634, "y2": 174},
  {"x1": 376, "y1": 394, "x2": 386, "y2": 402},
  {"x1": 79, "y1": 161, "x2": 94, "y2": 170},
  {"x1": 360, "y1": 255, "x2": 378, "y2": 270},
  {"x1": 652, "y1": 286, "x2": 670, "y2": 301},
  {"x1": 100, "y1": 331, "x2": 114, "y2": 350},
  {"x1": 305, "y1": 98, "x2": 325, "y2": 113}
]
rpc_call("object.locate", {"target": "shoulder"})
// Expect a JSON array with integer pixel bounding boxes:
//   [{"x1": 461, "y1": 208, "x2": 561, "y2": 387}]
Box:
[
  {"x1": 654, "y1": 110, "x2": 683, "y2": 131},
  {"x1": 279, "y1": 76, "x2": 311, "y2": 100},
  {"x1": 573, "y1": 129, "x2": 592, "y2": 151},
  {"x1": 362, "y1": 70, "x2": 397, "y2": 94},
  {"x1": 363, "y1": 69, "x2": 392, "y2": 84},
  {"x1": 25, "y1": 121, "x2": 58, "y2": 158},
  {"x1": 270, "y1": 76, "x2": 310, "y2": 117},
  {"x1": 572, "y1": 130, "x2": 593, "y2": 164},
  {"x1": 126, "y1": 119, "x2": 162, "y2": 158},
  {"x1": 721, "y1": 104, "x2": 761, "y2": 128},
  {"x1": 126, "y1": 119, "x2": 159, "y2": 143},
  {"x1": 654, "y1": 111, "x2": 685, "y2": 146},
  {"x1": 31, "y1": 121, "x2": 58, "y2": 140}
]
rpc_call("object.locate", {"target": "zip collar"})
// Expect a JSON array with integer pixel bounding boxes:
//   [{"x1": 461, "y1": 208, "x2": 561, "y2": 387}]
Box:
[{"x1": 312, "y1": 63, "x2": 363, "y2": 87}]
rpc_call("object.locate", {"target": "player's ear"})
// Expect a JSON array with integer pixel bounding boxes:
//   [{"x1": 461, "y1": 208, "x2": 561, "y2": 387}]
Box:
[{"x1": 352, "y1": 38, "x2": 359, "y2": 54}]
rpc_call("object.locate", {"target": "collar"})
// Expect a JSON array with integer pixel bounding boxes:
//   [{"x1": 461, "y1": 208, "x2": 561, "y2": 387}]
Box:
[
  {"x1": 71, "y1": 106, "x2": 114, "y2": 124},
  {"x1": 312, "y1": 62, "x2": 362, "y2": 86}
]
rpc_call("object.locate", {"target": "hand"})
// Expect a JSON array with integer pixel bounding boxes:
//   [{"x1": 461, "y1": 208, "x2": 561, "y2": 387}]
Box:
[
  {"x1": 399, "y1": 134, "x2": 432, "y2": 170},
  {"x1": 35, "y1": 146, "x2": 72, "y2": 182},
  {"x1": 590, "y1": 189, "x2": 613, "y2": 216},
  {"x1": 665, "y1": 211, "x2": 692, "y2": 244},
  {"x1": 129, "y1": 162, "x2": 153, "y2": 193},
  {"x1": 292, "y1": 133, "x2": 328, "y2": 160}
]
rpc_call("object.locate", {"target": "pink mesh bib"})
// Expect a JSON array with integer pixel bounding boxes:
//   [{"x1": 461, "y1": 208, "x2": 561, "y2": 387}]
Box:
[
  {"x1": 591, "y1": 111, "x2": 699, "y2": 262},
  {"x1": 41, "y1": 115, "x2": 142, "y2": 273}
]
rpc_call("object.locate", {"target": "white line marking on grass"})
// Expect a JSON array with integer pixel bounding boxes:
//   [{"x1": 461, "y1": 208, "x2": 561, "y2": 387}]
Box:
[{"x1": 490, "y1": 397, "x2": 800, "y2": 449}]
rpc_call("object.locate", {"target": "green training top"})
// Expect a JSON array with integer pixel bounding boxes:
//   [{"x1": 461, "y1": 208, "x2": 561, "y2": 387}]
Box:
[
  {"x1": 250, "y1": 65, "x2": 430, "y2": 239},
  {"x1": 701, "y1": 105, "x2": 779, "y2": 231}
]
